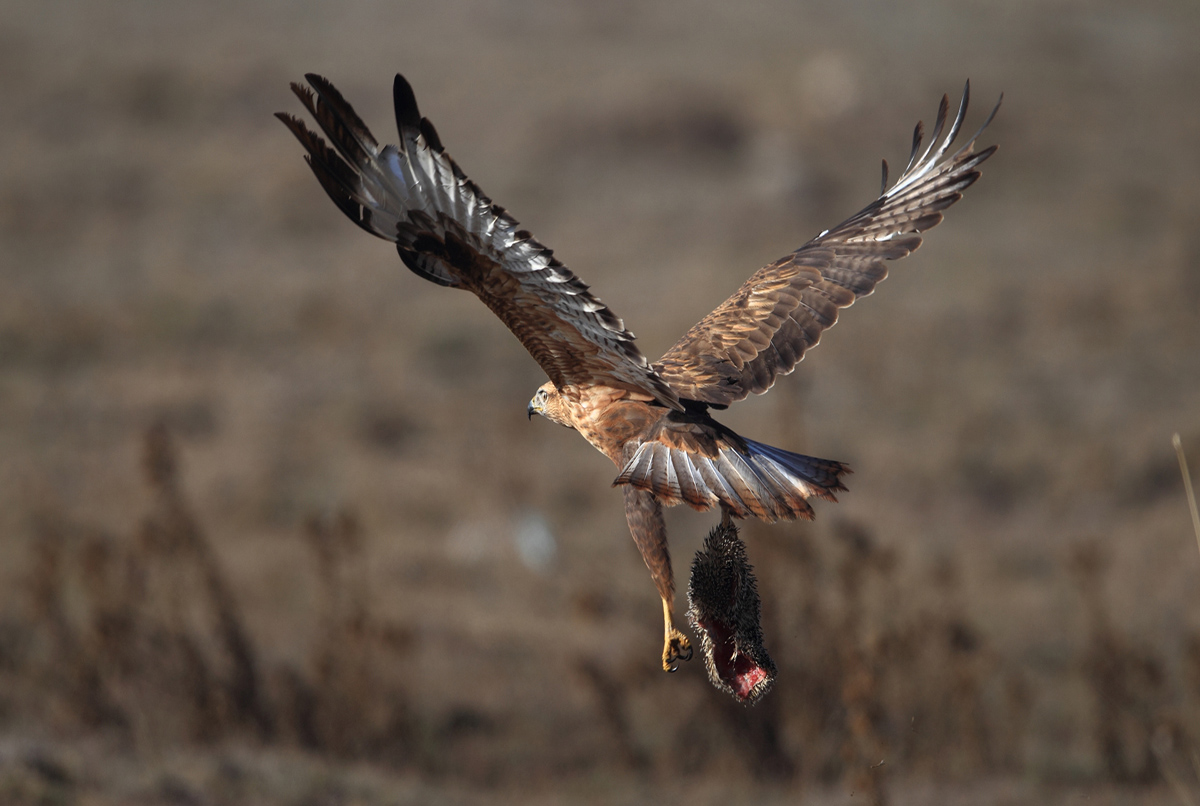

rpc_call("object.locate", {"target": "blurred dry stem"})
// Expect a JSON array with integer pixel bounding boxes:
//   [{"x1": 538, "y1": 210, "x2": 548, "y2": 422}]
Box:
[
  {"x1": 1152, "y1": 725, "x2": 1200, "y2": 806},
  {"x1": 140, "y1": 421, "x2": 273, "y2": 739},
  {"x1": 14, "y1": 425, "x2": 417, "y2": 765},
  {"x1": 1173, "y1": 433, "x2": 1200, "y2": 558},
  {"x1": 1070, "y1": 543, "x2": 1166, "y2": 784}
]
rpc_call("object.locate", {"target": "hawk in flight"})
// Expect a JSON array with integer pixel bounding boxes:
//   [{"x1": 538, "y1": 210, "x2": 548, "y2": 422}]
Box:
[{"x1": 278, "y1": 74, "x2": 998, "y2": 701}]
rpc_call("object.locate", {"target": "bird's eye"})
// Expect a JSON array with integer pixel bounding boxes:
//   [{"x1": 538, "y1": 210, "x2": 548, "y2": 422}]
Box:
[{"x1": 538, "y1": 390, "x2": 548, "y2": 402}]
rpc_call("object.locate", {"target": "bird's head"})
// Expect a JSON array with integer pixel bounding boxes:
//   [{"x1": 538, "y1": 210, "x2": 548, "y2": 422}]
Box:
[{"x1": 527, "y1": 382, "x2": 573, "y2": 428}]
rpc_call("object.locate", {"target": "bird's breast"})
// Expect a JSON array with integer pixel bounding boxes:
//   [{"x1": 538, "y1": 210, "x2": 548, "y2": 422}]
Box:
[{"x1": 562, "y1": 387, "x2": 664, "y2": 467}]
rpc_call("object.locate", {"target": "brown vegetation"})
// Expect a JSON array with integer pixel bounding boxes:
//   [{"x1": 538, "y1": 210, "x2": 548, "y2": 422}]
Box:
[
  {"x1": 2, "y1": 0, "x2": 1199, "y2": 803},
  {"x1": 3, "y1": 425, "x2": 1199, "y2": 804}
]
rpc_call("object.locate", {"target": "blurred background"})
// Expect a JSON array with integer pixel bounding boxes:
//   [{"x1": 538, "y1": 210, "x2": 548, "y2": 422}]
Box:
[{"x1": 2, "y1": 0, "x2": 1198, "y2": 803}]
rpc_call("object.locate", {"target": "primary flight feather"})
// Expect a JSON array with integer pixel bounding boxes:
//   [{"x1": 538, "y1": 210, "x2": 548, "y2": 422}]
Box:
[{"x1": 278, "y1": 74, "x2": 999, "y2": 697}]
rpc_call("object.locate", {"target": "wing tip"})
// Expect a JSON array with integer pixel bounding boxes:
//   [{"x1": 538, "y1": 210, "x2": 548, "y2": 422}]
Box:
[
  {"x1": 393, "y1": 73, "x2": 422, "y2": 133},
  {"x1": 303, "y1": 72, "x2": 331, "y2": 91}
]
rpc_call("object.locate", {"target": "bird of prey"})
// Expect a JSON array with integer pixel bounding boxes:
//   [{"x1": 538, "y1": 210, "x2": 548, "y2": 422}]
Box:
[{"x1": 278, "y1": 74, "x2": 998, "y2": 699}]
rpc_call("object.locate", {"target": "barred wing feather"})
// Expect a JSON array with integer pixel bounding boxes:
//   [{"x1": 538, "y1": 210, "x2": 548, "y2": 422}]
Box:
[
  {"x1": 277, "y1": 74, "x2": 681, "y2": 410},
  {"x1": 655, "y1": 83, "x2": 1000, "y2": 408}
]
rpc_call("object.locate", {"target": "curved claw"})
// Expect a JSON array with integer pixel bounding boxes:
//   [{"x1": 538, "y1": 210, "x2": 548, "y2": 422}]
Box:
[{"x1": 662, "y1": 627, "x2": 692, "y2": 673}]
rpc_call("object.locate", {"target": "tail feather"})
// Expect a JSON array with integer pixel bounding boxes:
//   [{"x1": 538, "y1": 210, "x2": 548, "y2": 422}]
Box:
[
  {"x1": 743, "y1": 438, "x2": 849, "y2": 500},
  {"x1": 614, "y1": 436, "x2": 850, "y2": 522}
]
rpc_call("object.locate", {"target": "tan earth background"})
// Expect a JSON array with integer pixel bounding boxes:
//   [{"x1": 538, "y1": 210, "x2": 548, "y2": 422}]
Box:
[{"x1": 2, "y1": 1, "x2": 1199, "y2": 804}]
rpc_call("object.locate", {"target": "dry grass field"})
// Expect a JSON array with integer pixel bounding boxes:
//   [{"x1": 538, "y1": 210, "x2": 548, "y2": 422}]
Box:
[{"x1": 2, "y1": 0, "x2": 1199, "y2": 803}]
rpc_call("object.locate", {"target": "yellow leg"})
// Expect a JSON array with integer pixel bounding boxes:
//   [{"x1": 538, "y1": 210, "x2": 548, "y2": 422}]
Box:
[{"x1": 661, "y1": 596, "x2": 692, "y2": 672}]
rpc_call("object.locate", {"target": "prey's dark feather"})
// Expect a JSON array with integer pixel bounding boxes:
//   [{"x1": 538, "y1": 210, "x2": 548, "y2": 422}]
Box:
[{"x1": 688, "y1": 516, "x2": 776, "y2": 704}]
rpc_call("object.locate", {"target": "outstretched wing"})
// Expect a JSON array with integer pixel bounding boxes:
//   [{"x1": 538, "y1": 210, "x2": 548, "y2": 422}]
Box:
[
  {"x1": 655, "y1": 83, "x2": 1000, "y2": 408},
  {"x1": 277, "y1": 74, "x2": 681, "y2": 410}
]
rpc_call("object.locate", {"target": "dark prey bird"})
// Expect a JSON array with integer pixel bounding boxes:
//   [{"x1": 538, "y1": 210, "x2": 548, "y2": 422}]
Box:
[
  {"x1": 688, "y1": 512, "x2": 776, "y2": 704},
  {"x1": 277, "y1": 73, "x2": 999, "y2": 695}
]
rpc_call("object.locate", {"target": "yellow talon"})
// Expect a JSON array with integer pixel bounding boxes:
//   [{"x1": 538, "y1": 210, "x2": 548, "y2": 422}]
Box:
[{"x1": 661, "y1": 597, "x2": 692, "y2": 672}]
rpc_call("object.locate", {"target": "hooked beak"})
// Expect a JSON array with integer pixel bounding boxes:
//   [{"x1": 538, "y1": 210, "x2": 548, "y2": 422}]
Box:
[{"x1": 527, "y1": 400, "x2": 537, "y2": 421}]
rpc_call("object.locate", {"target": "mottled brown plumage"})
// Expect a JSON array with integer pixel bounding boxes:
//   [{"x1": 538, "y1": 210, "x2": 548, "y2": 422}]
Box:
[
  {"x1": 279, "y1": 74, "x2": 999, "y2": 690},
  {"x1": 655, "y1": 90, "x2": 999, "y2": 407}
]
